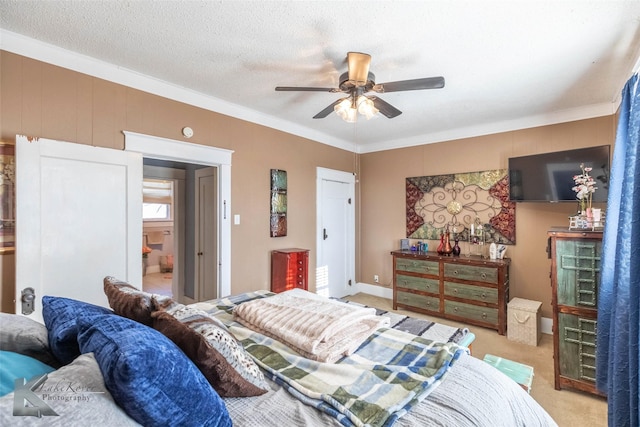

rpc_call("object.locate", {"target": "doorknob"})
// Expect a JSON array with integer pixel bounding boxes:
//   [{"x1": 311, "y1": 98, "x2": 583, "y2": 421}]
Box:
[
  {"x1": 21, "y1": 287, "x2": 35, "y2": 315},
  {"x1": 323, "y1": 228, "x2": 328, "y2": 240}
]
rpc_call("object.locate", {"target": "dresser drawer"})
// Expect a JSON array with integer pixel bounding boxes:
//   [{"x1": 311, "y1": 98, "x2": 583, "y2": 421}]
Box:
[
  {"x1": 396, "y1": 274, "x2": 439, "y2": 294},
  {"x1": 443, "y1": 263, "x2": 498, "y2": 284},
  {"x1": 444, "y1": 281, "x2": 497, "y2": 304},
  {"x1": 396, "y1": 291, "x2": 440, "y2": 312},
  {"x1": 444, "y1": 300, "x2": 498, "y2": 325},
  {"x1": 395, "y1": 258, "x2": 439, "y2": 275}
]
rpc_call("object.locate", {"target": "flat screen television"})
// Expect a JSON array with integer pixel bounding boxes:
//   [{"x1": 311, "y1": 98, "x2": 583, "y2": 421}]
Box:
[{"x1": 508, "y1": 145, "x2": 610, "y2": 202}]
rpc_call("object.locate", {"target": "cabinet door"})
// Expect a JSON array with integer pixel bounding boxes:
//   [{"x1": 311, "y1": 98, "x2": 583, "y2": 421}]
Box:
[
  {"x1": 558, "y1": 313, "x2": 597, "y2": 383},
  {"x1": 555, "y1": 239, "x2": 602, "y2": 307}
]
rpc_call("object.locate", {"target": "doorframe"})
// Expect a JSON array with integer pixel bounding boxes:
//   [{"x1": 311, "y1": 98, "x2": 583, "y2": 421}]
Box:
[
  {"x1": 316, "y1": 167, "x2": 356, "y2": 296},
  {"x1": 124, "y1": 131, "x2": 233, "y2": 298}
]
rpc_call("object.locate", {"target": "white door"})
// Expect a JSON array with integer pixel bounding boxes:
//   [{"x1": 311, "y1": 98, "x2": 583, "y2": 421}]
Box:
[
  {"x1": 195, "y1": 167, "x2": 218, "y2": 301},
  {"x1": 316, "y1": 168, "x2": 355, "y2": 298},
  {"x1": 15, "y1": 135, "x2": 142, "y2": 323}
]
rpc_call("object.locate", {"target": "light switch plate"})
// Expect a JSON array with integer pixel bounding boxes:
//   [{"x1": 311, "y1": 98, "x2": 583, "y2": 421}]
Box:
[{"x1": 234, "y1": 214, "x2": 240, "y2": 225}]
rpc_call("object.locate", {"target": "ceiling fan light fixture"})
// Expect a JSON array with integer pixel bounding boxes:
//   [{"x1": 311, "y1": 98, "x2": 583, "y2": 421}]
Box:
[
  {"x1": 334, "y1": 95, "x2": 379, "y2": 122},
  {"x1": 334, "y1": 98, "x2": 358, "y2": 122},
  {"x1": 357, "y1": 96, "x2": 379, "y2": 120},
  {"x1": 347, "y1": 52, "x2": 371, "y2": 86}
]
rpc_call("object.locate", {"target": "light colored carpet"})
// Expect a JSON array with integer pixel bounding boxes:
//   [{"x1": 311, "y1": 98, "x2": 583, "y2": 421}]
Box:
[{"x1": 344, "y1": 293, "x2": 607, "y2": 427}]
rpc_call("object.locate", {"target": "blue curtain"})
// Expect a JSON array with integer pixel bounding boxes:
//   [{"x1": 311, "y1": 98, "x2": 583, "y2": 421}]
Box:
[{"x1": 596, "y1": 73, "x2": 640, "y2": 427}]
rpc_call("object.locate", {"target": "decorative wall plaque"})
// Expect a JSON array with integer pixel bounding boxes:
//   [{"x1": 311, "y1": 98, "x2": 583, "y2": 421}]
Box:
[{"x1": 406, "y1": 169, "x2": 515, "y2": 244}]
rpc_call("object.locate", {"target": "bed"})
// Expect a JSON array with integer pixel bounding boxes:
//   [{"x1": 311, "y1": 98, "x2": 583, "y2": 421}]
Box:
[{"x1": 0, "y1": 277, "x2": 557, "y2": 426}]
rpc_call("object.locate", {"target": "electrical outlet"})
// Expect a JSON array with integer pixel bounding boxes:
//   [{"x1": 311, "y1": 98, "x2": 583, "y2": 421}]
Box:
[{"x1": 374, "y1": 275, "x2": 379, "y2": 283}]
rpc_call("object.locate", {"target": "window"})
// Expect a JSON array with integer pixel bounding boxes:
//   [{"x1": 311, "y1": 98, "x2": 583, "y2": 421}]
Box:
[{"x1": 143, "y1": 179, "x2": 173, "y2": 221}]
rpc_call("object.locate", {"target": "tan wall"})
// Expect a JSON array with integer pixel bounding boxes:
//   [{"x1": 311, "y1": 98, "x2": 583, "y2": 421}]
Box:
[
  {"x1": 359, "y1": 117, "x2": 615, "y2": 318},
  {"x1": 0, "y1": 50, "x2": 616, "y2": 320},
  {"x1": 0, "y1": 51, "x2": 356, "y2": 312}
]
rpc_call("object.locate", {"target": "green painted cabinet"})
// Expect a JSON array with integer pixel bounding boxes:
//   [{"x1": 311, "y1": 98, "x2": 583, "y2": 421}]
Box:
[
  {"x1": 392, "y1": 250, "x2": 510, "y2": 334},
  {"x1": 548, "y1": 228, "x2": 604, "y2": 397}
]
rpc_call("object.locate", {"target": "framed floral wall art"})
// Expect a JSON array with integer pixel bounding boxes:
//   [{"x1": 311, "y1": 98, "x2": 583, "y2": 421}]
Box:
[
  {"x1": 406, "y1": 169, "x2": 516, "y2": 245},
  {"x1": 0, "y1": 141, "x2": 15, "y2": 253}
]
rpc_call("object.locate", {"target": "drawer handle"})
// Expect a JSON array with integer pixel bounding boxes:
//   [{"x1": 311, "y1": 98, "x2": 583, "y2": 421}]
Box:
[
  {"x1": 453, "y1": 288, "x2": 458, "y2": 294},
  {"x1": 425, "y1": 301, "x2": 431, "y2": 306},
  {"x1": 481, "y1": 293, "x2": 487, "y2": 299},
  {"x1": 481, "y1": 273, "x2": 487, "y2": 279},
  {"x1": 453, "y1": 270, "x2": 459, "y2": 276},
  {"x1": 481, "y1": 313, "x2": 488, "y2": 319},
  {"x1": 453, "y1": 307, "x2": 458, "y2": 312}
]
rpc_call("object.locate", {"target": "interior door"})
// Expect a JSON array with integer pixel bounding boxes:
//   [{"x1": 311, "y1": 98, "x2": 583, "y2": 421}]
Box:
[
  {"x1": 195, "y1": 167, "x2": 218, "y2": 301},
  {"x1": 15, "y1": 135, "x2": 142, "y2": 323},
  {"x1": 316, "y1": 168, "x2": 355, "y2": 298}
]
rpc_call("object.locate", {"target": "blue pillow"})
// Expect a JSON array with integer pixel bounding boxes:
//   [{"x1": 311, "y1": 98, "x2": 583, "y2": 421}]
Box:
[
  {"x1": 0, "y1": 351, "x2": 55, "y2": 397},
  {"x1": 42, "y1": 296, "x2": 113, "y2": 365},
  {"x1": 77, "y1": 314, "x2": 231, "y2": 427}
]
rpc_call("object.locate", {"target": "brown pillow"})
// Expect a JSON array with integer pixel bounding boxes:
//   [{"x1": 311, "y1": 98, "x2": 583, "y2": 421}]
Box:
[
  {"x1": 151, "y1": 304, "x2": 269, "y2": 397},
  {"x1": 103, "y1": 276, "x2": 176, "y2": 326}
]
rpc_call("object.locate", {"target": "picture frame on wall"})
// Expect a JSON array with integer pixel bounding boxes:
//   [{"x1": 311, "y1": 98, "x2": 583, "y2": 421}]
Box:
[
  {"x1": 270, "y1": 169, "x2": 287, "y2": 237},
  {"x1": 0, "y1": 141, "x2": 15, "y2": 253}
]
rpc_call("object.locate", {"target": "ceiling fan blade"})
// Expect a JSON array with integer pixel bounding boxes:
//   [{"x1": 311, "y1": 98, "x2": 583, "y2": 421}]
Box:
[
  {"x1": 373, "y1": 76, "x2": 445, "y2": 93},
  {"x1": 369, "y1": 96, "x2": 402, "y2": 118},
  {"x1": 313, "y1": 99, "x2": 344, "y2": 119},
  {"x1": 275, "y1": 86, "x2": 339, "y2": 92},
  {"x1": 347, "y1": 52, "x2": 371, "y2": 86}
]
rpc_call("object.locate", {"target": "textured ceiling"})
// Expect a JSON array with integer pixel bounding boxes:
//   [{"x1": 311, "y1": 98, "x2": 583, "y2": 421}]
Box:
[{"x1": 1, "y1": 1, "x2": 640, "y2": 153}]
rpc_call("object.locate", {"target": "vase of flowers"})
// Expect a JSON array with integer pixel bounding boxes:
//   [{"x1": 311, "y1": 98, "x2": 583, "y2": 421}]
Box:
[
  {"x1": 569, "y1": 163, "x2": 598, "y2": 228},
  {"x1": 572, "y1": 163, "x2": 597, "y2": 214},
  {"x1": 142, "y1": 245, "x2": 152, "y2": 276}
]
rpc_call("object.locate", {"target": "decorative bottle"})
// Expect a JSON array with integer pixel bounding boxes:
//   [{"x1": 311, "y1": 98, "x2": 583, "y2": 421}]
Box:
[
  {"x1": 452, "y1": 238, "x2": 461, "y2": 256},
  {"x1": 444, "y1": 231, "x2": 453, "y2": 256},
  {"x1": 437, "y1": 233, "x2": 445, "y2": 255}
]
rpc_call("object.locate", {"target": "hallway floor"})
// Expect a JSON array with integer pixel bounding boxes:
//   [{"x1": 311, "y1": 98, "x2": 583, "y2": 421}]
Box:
[{"x1": 142, "y1": 272, "x2": 173, "y2": 297}]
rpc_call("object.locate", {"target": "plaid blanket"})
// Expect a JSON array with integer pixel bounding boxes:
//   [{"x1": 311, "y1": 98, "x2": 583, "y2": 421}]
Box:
[{"x1": 193, "y1": 291, "x2": 468, "y2": 427}]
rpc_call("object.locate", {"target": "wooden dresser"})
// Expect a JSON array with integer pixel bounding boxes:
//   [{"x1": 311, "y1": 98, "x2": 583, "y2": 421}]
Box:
[
  {"x1": 548, "y1": 227, "x2": 605, "y2": 396},
  {"x1": 271, "y1": 248, "x2": 309, "y2": 293},
  {"x1": 391, "y1": 250, "x2": 510, "y2": 334}
]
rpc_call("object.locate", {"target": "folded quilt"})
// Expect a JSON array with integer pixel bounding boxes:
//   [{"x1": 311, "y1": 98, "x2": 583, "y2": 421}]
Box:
[
  {"x1": 232, "y1": 319, "x2": 465, "y2": 427},
  {"x1": 233, "y1": 289, "x2": 390, "y2": 363}
]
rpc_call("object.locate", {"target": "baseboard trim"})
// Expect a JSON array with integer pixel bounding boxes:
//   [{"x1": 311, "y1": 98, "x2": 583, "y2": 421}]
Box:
[
  {"x1": 540, "y1": 316, "x2": 553, "y2": 335},
  {"x1": 352, "y1": 282, "x2": 393, "y2": 299},
  {"x1": 353, "y1": 281, "x2": 553, "y2": 335}
]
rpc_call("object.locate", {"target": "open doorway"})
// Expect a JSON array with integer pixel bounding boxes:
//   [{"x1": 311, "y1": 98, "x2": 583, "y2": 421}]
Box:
[
  {"x1": 142, "y1": 168, "x2": 181, "y2": 297},
  {"x1": 141, "y1": 158, "x2": 219, "y2": 303},
  {"x1": 124, "y1": 131, "x2": 232, "y2": 301}
]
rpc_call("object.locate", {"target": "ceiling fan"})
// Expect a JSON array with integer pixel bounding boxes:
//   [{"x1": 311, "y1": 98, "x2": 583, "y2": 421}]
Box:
[{"x1": 275, "y1": 52, "x2": 445, "y2": 122}]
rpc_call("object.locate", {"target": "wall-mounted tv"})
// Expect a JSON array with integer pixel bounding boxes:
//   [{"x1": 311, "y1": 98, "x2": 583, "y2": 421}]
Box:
[{"x1": 508, "y1": 145, "x2": 610, "y2": 202}]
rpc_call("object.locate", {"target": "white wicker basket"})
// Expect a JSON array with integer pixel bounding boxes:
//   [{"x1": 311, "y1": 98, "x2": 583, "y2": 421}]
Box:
[{"x1": 507, "y1": 298, "x2": 542, "y2": 346}]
